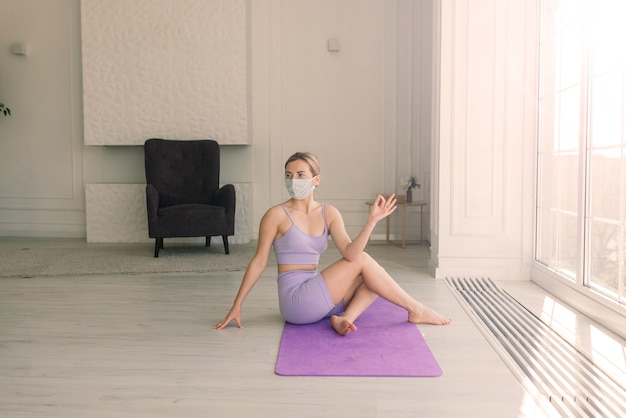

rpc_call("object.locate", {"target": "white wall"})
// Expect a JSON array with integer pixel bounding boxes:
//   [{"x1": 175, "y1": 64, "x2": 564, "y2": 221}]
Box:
[
  {"x1": 250, "y1": 0, "x2": 435, "y2": 240},
  {"x1": 430, "y1": 0, "x2": 538, "y2": 281},
  {"x1": 0, "y1": 0, "x2": 435, "y2": 245},
  {"x1": 0, "y1": 0, "x2": 85, "y2": 237}
]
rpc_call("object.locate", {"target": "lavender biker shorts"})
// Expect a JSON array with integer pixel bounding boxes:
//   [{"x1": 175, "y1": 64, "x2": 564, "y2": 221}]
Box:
[{"x1": 277, "y1": 269, "x2": 344, "y2": 324}]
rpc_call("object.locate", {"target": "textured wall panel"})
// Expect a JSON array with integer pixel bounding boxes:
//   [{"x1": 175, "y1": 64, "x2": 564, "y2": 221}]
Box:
[
  {"x1": 86, "y1": 184, "x2": 148, "y2": 242},
  {"x1": 81, "y1": 0, "x2": 248, "y2": 145},
  {"x1": 86, "y1": 183, "x2": 252, "y2": 243}
]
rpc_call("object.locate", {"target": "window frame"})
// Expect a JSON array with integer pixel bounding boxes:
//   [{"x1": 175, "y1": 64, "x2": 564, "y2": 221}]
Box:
[{"x1": 532, "y1": 0, "x2": 626, "y2": 336}]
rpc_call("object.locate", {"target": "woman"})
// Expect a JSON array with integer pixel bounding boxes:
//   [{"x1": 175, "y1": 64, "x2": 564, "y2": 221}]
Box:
[{"x1": 215, "y1": 152, "x2": 451, "y2": 335}]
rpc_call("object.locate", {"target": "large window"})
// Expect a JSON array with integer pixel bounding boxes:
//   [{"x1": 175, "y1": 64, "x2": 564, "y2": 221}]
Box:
[{"x1": 537, "y1": 0, "x2": 626, "y2": 308}]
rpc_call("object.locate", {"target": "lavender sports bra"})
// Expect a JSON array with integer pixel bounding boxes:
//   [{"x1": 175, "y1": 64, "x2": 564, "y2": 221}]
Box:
[{"x1": 273, "y1": 204, "x2": 329, "y2": 265}]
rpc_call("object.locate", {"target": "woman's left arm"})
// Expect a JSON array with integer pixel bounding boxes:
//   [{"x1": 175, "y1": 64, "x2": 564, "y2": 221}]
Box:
[{"x1": 327, "y1": 194, "x2": 397, "y2": 261}]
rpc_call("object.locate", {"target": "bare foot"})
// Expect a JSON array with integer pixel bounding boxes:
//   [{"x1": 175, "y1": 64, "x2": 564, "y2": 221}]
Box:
[
  {"x1": 409, "y1": 304, "x2": 451, "y2": 325},
  {"x1": 330, "y1": 315, "x2": 357, "y2": 336}
]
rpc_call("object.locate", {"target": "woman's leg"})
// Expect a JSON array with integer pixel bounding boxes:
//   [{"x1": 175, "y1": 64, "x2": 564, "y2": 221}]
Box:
[
  {"x1": 321, "y1": 252, "x2": 451, "y2": 333},
  {"x1": 330, "y1": 282, "x2": 378, "y2": 335}
]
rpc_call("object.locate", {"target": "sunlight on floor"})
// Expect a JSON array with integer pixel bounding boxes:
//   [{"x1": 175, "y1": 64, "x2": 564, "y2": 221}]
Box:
[
  {"x1": 520, "y1": 393, "x2": 550, "y2": 418},
  {"x1": 540, "y1": 296, "x2": 577, "y2": 339},
  {"x1": 540, "y1": 295, "x2": 626, "y2": 383},
  {"x1": 590, "y1": 324, "x2": 626, "y2": 374}
]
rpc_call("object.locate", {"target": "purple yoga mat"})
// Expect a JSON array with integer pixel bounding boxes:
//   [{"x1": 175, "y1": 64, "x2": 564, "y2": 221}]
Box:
[{"x1": 275, "y1": 298, "x2": 443, "y2": 377}]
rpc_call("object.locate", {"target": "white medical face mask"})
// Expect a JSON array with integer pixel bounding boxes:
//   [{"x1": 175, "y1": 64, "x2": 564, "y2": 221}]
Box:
[{"x1": 284, "y1": 178, "x2": 316, "y2": 200}]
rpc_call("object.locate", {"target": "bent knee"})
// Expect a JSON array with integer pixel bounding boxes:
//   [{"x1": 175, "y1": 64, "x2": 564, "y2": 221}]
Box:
[{"x1": 347, "y1": 251, "x2": 374, "y2": 266}]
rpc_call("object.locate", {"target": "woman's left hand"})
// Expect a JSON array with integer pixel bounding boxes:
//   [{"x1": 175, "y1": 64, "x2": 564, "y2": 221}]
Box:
[{"x1": 369, "y1": 194, "x2": 397, "y2": 223}]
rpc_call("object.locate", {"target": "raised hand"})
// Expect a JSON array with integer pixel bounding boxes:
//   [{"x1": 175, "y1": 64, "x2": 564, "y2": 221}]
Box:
[{"x1": 369, "y1": 194, "x2": 397, "y2": 224}]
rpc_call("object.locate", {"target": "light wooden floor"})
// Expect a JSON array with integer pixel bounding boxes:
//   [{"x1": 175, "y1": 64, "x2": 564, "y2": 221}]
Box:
[{"x1": 1, "y1": 239, "x2": 623, "y2": 417}]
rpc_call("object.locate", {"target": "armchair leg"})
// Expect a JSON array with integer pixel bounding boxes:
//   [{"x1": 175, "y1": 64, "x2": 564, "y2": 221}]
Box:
[
  {"x1": 222, "y1": 235, "x2": 230, "y2": 254},
  {"x1": 154, "y1": 238, "x2": 163, "y2": 258},
  {"x1": 206, "y1": 236, "x2": 211, "y2": 247}
]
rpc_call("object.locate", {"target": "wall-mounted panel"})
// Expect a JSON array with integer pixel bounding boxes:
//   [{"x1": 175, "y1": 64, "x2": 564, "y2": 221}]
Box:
[
  {"x1": 81, "y1": 0, "x2": 248, "y2": 145},
  {"x1": 0, "y1": 0, "x2": 86, "y2": 238},
  {"x1": 432, "y1": 0, "x2": 538, "y2": 280},
  {"x1": 449, "y1": 0, "x2": 518, "y2": 237}
]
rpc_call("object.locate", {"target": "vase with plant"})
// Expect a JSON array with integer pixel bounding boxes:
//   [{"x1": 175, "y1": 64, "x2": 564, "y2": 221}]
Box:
[
  {"x1": 0, "y1": 102, "x2": 11, "y2": 117},
  {"x1": 400, "y1": 175, "x2": 420, "y2": 203}
]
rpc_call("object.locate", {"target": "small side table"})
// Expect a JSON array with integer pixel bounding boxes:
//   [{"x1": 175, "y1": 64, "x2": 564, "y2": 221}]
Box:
[{"x1": 365, "y1": 200, "x2": 427, "y2": 248}]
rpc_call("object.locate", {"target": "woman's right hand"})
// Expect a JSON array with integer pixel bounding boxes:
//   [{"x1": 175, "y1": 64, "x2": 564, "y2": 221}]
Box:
[{"x1": 214, "y1": 306, "x2": 243, "y2": 330}]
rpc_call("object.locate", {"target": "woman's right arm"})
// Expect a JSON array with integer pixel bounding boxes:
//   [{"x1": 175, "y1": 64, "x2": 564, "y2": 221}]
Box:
[{"x1": 214, "y1": 207, "x2": 280, "y2": 330}]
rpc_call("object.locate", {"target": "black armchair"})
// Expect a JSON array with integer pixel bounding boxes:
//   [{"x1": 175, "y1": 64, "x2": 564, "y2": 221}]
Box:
[{"x1": 144, "y1": 139, "x2": 235, "y2": 257}]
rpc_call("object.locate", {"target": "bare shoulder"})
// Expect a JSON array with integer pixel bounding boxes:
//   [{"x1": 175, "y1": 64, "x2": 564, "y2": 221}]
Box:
[
  {"x1": 323, "y1": 203, "x2": 349, "y2": 243},
  {"x1": 323, "y1": 203, "x2": 343, "y2": 223},
  {"x1": 323, "y1": 203, "x2": 340, "y2": 214},
  {"x1": 263, "y1": 204, "x2": 286, "y2": 220},
  {"x1": 260, "y1": 204, "x2": 287, "y2": 228}
]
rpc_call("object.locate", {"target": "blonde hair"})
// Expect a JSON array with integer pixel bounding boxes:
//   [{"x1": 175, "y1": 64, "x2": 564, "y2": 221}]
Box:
[{"x1": 284, "y1": 152, "x2": 320, "y2": 176}]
